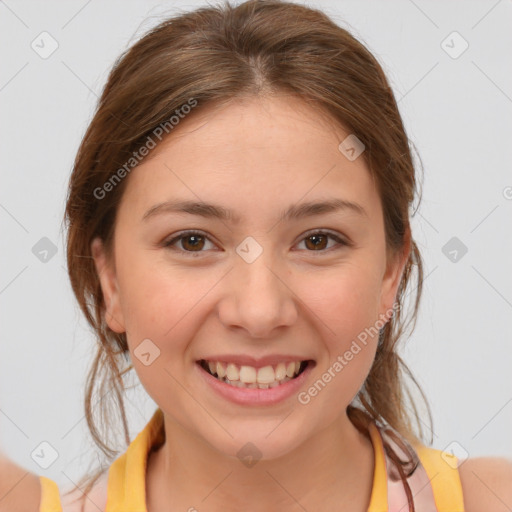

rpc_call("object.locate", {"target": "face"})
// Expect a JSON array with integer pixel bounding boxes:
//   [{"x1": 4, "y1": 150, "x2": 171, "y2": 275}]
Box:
[{"x1": 91, "y1": 94, "x2": 408, "y2": 461}]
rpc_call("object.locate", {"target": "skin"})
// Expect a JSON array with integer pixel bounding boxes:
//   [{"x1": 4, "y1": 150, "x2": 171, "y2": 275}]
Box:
[
  {"x1": 0, "y1": 453, "x2": 41, "y2": 512},
  {"x1": 91, "y1": 94, "x2": 407, "y2": 512},
  {"x1": 40, "y1": 92, "x2": 508, "y2": 512},
  {"x1": 1, "y1": 94, "x2": 510, "y2": 512}
]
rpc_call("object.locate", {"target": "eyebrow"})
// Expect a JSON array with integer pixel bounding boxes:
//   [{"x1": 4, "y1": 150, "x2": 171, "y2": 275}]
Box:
[{"x1": 142, "y1": 198, "x2": 368, "y2": 223}]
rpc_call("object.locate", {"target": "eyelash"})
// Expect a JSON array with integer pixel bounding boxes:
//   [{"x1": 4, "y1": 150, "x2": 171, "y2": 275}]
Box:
[{"x1": 163, "y1": 229, "x2": 350, "y2": 257}]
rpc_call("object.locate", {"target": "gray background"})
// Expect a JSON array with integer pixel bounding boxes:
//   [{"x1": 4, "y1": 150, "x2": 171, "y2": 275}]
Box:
[{"x1": 1, "y1": 0, "x2": 511, "y2": 490}]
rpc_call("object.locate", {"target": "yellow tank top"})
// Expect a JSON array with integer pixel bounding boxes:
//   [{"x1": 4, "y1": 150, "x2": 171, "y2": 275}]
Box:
[{"x1": 39, "y1": 408, "x2": 465, "y2": 511}]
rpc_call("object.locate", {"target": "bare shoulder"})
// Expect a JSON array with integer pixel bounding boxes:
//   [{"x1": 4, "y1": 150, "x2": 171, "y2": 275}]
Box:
[
  {"x1": 458, "y1": 456, "x2": 512, "y2": 512},
  {"x1": 61, "y1": 471, "x2": 109, "y2": 512},
  {"x1": 0, "y1": 453, "x2": 41, "y2": 512}
]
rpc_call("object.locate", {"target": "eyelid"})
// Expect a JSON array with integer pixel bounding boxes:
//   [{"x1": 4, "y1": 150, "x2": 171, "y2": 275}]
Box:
[
  {"x1": 163, "y1": 228, "x2": 351, "y2": 256},
  {"x1": 163, "y1": 230, "x2": 216, "y2": 256},
  {"x1": 296, "y1": 228, "x2": 351, "y2": 248}
]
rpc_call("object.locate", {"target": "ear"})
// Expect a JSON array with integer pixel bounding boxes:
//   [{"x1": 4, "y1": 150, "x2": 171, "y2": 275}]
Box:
[
  {"x1": 378, "y1": 227, "x2": 412, "y2": 322},
  {"x1": 91, "y1": 237, "x2": 126, "y2": 333}
]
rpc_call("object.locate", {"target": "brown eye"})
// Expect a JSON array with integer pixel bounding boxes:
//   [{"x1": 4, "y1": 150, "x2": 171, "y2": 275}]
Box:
[
  {"x1": 164, "y1": 231, "x2": 214, "y2": 256},
  {"x1": 297, "y1": 230, "x2": 348, "y2": 253},
  {"x1": 180, "y1": 234, "x2": 205, "y2": 251},
  {"x1": 304, "y1": 233, "x2": 329, "y2": 251}
]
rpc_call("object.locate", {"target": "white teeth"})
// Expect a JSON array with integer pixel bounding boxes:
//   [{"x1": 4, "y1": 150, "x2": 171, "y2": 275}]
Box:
[
  {"x1": 286, "y1": 362, "x2": 296, "y2": 378},
  {"x1": 239, "y1": 365, "x2": 257, "y2": 384},
  {"x1": 275, "y1": 362, "x2": 287, "y2": 380},
  {"x1": 216, "y1": 361, "x2": 226, "y2": 378},
  {"x1": 225, "y1": 377, "x2": 292, "y2": 389},
  {"x1": 202, "y1": 359, "x2": 306, "y2": 388},
  {"x1": 256, "y1": 365, "x2": 276, "y2": 384},
  {"x1": 226, "y1": 363, "x2": 239, "y2": 381}
]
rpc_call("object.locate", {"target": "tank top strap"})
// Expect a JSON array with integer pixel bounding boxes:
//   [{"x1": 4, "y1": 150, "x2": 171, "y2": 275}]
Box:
[
  {"x1": 105, "y1": 408, "x2": 164, "y2": 512},
  {"x1": 367, "y1": 421, "x2": 466, "y2": 512},
  {"x1": 105, "y1": 436, "x2": 148, "y2": 512},
  {"x1": 414, "y1": 444, "x2": 465, "y2": 512},
  {"x1": 39, "y1": 475, "x2": 63, "y2": 512}
]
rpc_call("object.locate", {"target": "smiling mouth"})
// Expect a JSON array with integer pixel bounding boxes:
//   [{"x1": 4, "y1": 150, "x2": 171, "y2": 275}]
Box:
[{"x1": 198, "y1": 359, "x2": 312, "y2": 389}]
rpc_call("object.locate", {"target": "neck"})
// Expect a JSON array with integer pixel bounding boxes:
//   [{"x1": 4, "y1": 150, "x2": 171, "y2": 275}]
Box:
[{"x1": 146, "y1": 412, "x2": 375, "y2": 512}]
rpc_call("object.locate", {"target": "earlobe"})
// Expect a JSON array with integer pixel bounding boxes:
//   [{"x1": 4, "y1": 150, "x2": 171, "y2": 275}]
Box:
[{"x1": 91, "y1": 237, "x2": 126, "y2": 333}]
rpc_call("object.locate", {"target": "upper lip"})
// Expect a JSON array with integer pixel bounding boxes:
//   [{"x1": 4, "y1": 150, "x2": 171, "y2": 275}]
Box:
[{"x1": 198, "y1": 354, "x2": 313, "y2": 369}]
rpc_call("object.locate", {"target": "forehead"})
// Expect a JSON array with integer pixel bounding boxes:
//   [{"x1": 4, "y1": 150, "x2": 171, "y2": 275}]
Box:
[{"x1": 118, "y1": 94, "x2": 379, "y2": 225}]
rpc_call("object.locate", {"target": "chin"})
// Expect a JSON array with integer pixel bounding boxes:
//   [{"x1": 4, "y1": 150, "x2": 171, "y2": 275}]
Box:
[{"x1": 201, "y1": 420, "x2": 310, "y2": 464}]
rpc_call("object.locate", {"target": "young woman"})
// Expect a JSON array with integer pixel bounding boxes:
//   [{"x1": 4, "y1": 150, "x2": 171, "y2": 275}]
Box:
[{"x1": 1, "y1": 1, "x2": 511, "y2": 511}]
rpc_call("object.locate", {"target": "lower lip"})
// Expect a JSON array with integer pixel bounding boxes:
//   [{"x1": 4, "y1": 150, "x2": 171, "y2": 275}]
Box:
[{"x1": 195, "y1": 361, "x2": 315, "y2": 406}]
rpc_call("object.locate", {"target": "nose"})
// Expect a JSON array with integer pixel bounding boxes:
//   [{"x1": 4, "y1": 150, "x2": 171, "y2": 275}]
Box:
[{"x1": 217, "y1": 252, "x2": 298, "y2": 339}]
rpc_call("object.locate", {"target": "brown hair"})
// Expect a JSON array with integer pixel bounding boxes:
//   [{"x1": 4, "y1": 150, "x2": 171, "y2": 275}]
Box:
[{"x1": 63, "y1": 1, "x2": 432, "y2": 509}]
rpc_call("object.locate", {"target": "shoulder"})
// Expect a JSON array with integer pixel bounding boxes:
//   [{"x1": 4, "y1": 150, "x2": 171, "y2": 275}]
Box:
[
  {"x1": 0, "y1": 453, "x2": 41, "y2": 512},
  {"x1": 458, "y1": 456, "x2": 512, "y2": 512},
  {"x1": 61, "y1": 471, "x2": 109, "y2": 512}
]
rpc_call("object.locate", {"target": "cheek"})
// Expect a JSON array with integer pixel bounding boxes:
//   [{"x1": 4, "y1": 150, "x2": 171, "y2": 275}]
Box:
[
  {"x1": 296, "y1": 262, "x2": 382, "y2": 393},
  {"x1": 293, "y1": 305, "x2": 380, "y2": 425},
  {"x1": 116, "y1": 255, "x2": 217, "y2": 355},
  {"x1": 116, "y1": 263, "x2": 202, "y2": 408},
  {"x1": 299, "y1": 262, "x2": 383, "y2": 343}
]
